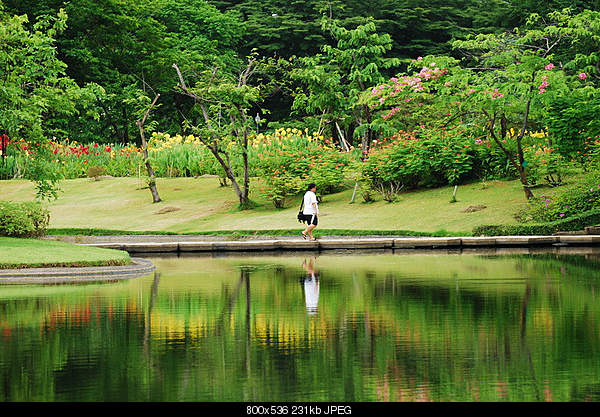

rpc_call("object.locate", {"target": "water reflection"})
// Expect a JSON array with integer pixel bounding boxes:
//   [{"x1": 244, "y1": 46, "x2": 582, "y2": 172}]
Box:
[
  {"x1": 1, "y1": 252, "x2": 600, "y2": 401},
  {"x1": 302, "y1": 257, "x2": 319, "y2": 315}
]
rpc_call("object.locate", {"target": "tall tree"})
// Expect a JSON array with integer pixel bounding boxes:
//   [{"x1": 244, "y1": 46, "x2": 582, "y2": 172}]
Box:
[
  {"x1": 0, "y1": 5, "x2": 98, "y2": 199},
  {"x1": 173, "y1": 55, "x2": 263, "y2": 207},
  {"x1": 292, "y1": 18, "x2": 401, "y2": 156},
  {"x1": 3, "y1": 0, "x2": 245, "y2": 143}
]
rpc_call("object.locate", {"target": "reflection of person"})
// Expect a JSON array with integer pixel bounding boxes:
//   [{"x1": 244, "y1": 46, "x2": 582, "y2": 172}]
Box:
[
  {"x1": 300, "y1": 183, "x2": 319, "y2": 241},
  {"x1": 302, "y1": 257, "x2": 319, "y2": 315}
]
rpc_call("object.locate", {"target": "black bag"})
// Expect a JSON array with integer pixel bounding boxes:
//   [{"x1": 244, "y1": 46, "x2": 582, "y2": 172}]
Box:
[{"x1": 297, "y1": 197, "x2": 305, "y2": 223}]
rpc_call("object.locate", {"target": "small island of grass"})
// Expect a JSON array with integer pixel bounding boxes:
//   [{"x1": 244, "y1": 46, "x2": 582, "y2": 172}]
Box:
[{"x1": 0, "y1": 237, "x2": 131, "y2": 269}]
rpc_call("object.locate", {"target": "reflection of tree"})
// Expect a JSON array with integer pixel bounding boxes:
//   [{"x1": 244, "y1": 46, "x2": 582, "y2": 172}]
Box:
[
  {"x1": 3, "y1": 255, "x2": 600, "y2": 401},
  {"x1": 520, "y1": 283, "x2": 541, "y2": 401},
  {"x1": 144, "y1": 272, "x2": 161, "y2": 353}
]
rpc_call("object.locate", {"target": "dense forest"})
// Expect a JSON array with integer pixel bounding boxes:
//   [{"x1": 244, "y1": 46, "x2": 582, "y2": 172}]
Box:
[{"x1": 3, "y1": 0, "x2": 599, "y2": 144}]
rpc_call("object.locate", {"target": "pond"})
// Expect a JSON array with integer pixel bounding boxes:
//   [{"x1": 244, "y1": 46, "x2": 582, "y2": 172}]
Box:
[{"x1": 1, "y1": 250, "x2": 600, "y2": 402}]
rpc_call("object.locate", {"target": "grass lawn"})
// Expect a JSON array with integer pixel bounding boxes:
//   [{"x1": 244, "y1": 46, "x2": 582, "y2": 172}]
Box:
[
  {"x1": 0, "y1": 237, "x2": 131, "y2": 269},
  {"x1": 0, "y1": 176, "x2": 553, "y2": 235}
]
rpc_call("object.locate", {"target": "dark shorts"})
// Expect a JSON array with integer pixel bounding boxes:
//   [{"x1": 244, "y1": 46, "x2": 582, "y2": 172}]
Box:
[{"x1": 300, "y1": 214, "x2": 318, "y2": 226}]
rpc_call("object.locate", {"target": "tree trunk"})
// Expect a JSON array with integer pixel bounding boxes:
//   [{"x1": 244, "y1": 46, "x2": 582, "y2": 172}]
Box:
[
  {"x1": 242, "y1": 127, "x2": 250, "y2": 204},
  {"x1": 486, "y1": 111, "x2": 534, "y2": 200},
  {"x1": 137, "y1": 94, "x2": 162, "y2": 203}
]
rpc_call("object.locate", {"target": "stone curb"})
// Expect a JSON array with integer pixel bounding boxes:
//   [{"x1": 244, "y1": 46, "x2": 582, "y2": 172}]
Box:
[
  {"x1": 76, "y1": 235, "x2": 600, "y2": 253},
  {"x1": 0, "y1": 258, "x2": 155, "y2": 284}
]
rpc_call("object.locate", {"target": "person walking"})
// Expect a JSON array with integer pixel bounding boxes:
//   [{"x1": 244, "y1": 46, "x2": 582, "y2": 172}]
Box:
[{"x1": 300, "y1": 183, "x2": 319, "y2": 241}]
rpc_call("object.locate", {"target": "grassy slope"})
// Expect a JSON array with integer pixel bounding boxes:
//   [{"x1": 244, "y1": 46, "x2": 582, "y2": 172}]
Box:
[
  {"x1": 0, "y1": 177, "x2": 536, "y2": 234},
  {"x1": 0, "y1": 237, "x2": 131, "y2": 269}
]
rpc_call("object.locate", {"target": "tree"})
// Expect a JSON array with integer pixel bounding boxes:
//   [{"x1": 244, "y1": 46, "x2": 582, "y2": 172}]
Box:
[
  {"x1": 3, "y1": 0, "x2": 245, "y2": 144},
  {"x1": 292, "y1": 18, "x2": 401, "y2": 157},
  {"x1": 367, "y1": 9, "x2": 600, "y2": 200},
  {"x1": 135, "y1": 93, "x2": 162, "y2": 203},
  {"x1": 0, "y1": 5, "x2": 98, "y2": 199},
  {"x1": 173, "y1": 55, "x2": 263, "y2": 207}
]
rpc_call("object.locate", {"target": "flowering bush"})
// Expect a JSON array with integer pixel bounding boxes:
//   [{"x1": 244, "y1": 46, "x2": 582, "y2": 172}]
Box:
[
  {"x1": 517, "y1": 172, "x2": 600, "y2": 223},
  {"x1": 255, "y1": 128, "x2": 354, "y2": 207},
  {"x1": 362, "y1": 127, "x2": 475, "y2": 200},
  {"x1": 148, "y1": 132, "x2": 228, "y2": 177}
]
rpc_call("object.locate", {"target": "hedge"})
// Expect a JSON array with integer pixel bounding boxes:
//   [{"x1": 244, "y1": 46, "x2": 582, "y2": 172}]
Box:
[
  {"x1": 473, "y1": 209, "x2": 600, "y2": 236},
  {"x1": 0, "y1": 201, "x2": 50, "y2": 238}
]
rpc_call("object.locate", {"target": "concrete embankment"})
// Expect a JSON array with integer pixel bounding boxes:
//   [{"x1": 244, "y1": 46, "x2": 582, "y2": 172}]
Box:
[
  {"x1": 0, "y1": 258, "x2": 155, "y2": 284},
  {"x1": 65, "y1": 235, "x2": 600, "y2": 253}
]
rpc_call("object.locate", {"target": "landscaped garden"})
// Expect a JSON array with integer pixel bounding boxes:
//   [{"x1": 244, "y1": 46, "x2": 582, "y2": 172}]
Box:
[{"x1": 4, "y1": 0, "x2": 600, "y2": 406}]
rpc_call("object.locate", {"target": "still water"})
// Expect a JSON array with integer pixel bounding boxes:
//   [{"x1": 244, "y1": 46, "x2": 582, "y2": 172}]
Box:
[{"x1": 1, "y1": 250, "x2": 600, "y2": 402}]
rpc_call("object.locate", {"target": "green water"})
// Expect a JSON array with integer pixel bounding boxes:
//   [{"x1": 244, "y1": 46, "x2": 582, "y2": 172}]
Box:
[{"x1": 1, "y1": 251, "x2": 600, "y2": 402}]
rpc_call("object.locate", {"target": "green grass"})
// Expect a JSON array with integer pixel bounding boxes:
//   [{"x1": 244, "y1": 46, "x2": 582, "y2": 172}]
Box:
[
  {"x1": 0, "y1": 176, "x2": 559, "y2": 235},
  {"x1": 0, "y1": 237, "x2": 131, "y2": 269}
]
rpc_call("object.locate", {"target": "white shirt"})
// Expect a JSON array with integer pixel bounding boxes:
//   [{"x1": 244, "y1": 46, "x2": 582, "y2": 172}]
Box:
[{"x1": 302, "y1": 190, "x2": 318, "y2": 215}]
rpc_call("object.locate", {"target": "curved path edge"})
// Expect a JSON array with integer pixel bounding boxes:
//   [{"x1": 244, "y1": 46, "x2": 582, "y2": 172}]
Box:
[{"x1": 0, "y1": 258, "x2": 155, "y2": 284}]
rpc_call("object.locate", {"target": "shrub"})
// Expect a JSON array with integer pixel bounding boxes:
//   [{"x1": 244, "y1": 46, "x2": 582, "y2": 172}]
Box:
[
  {"x1": 362, "y1": 127, "x2": 474, "y2": 199},
  {"x1": 87, "y1": 165, "x2": 106, "y2": 179},
  {"x1": 523, "y1": 144, "x2": 574, "y2": 187},
  {"x1": 256, "y1": 128, "x2": 353, "y2": 207},
  {"x1": 473, "y1": 208, "x2": 600, "y2": 236},
  {"x1": 517, "y1": 172, "x2": 600, "y2": 223},
  {"x1": 0, "y1": 201, "x2": 50, "y2": 237}
]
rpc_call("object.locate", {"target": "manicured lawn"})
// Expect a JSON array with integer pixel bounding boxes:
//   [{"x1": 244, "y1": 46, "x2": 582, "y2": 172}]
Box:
[
  {"x1": 0, "y1": 176, "x2": 559, "y2": 234},
  {"x1": 0, "y1": 237, "x2": 131, "y2": 269}
]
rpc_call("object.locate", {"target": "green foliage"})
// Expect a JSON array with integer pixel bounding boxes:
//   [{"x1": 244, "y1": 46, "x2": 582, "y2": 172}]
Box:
[
  {"x1": 290, "y1": 17, "x2": 401, "y2": 151},
  {"x1": 517, "y1": 172, "x2": 600, "y2": 223},
  {"x1": 0, "y1": 201, "x2": 50, "y2": 237},
  {"x1": 522, "y1": 143, "x2": 576, "y2": 187},
  {"x1": 256, "y1": 129, "x2": 353, "y2": 207},
  {"x1": 362, "y1": 127, "x2": 474, "y2": 198},
  {"x1": 473, "y1": 208, "x2": 600, "y2": 236},
  {"x1": 546, "y1": 93, "x2": 600, "y2": 160},
  {"x1": 0, "y1": 7, "x2": 100, "y2": 198}
]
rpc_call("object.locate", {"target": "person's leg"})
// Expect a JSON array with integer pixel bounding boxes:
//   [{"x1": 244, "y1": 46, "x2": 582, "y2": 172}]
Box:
[
  {"x1": 306, "y1": 215, "x2": 318, "y2": 239},
  {"x1": 306, "y1": 224, "x2": 316, "y2": 239},
  {"x1": 302, "y1": 218, "x2": 309, "y2": 239}
]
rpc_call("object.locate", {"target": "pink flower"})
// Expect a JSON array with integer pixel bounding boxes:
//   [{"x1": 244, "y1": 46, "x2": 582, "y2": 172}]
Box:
[
  {"x1": 559, "y1": 213, "x2": 565, "y2": 217},
  {"x1": 545, "y1": 63, "x2": 555, "y2": 70},
  {"x1": 579, "y1": 73, "x2": 587, "y2": 80},
  {"x1": 490, "y1": 89, "x2": 504, "y2": 99},
  {"x1": 474, "y1": 139, "x2": 483, "y2": 145}
]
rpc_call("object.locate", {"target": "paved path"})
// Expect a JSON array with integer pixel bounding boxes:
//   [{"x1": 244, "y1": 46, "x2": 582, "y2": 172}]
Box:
[{"x1": 45, "y1": 234, "x2": 600, "y2": 253}]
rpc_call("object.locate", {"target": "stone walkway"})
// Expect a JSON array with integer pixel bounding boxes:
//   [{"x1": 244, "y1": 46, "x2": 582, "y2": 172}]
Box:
[{"x1": 45, "y1": 234, "x2": 600, "y2": 253}]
